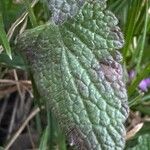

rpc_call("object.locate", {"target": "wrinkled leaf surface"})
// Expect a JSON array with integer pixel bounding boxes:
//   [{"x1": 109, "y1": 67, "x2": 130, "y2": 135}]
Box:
[{"x1": 17, "y1": 1, "x2": 129, "y2": 149}]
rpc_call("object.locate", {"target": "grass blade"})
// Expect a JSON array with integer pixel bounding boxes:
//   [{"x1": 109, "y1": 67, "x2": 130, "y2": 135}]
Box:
[
  {"x1": 39, "y1": 125, "x2": 49, "y2": 150},
  {"x1": 136, "y1": 1, "x2": 149, "y2": 72},
  {"x1": 24, "y1": 0, "x2": 38, "y2": 27},
  {"x1": 0, "y1": 13, "x2": 12, "y2": 59}
]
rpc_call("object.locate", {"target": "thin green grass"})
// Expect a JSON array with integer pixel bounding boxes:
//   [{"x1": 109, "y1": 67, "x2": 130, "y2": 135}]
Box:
[
  {"x1": 23, "y1": 0, "x2": 38, "y2": 27},
  {"x1": 0, "y1": 13, "x2": 12, "y2": 59},
  {"x1": 136, "y1": 1, "x2": 149, "y2": 72}
]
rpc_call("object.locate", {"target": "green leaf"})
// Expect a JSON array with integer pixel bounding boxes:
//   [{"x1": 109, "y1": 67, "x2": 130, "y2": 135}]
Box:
[
  {"x1": 24, "y1": 0, "x2": 38, "y2": 27},
  {"x1": 126, "y1": 134, "x2": 150, "y2": 150},
  {"x1": 39, "y1": 125, "x2": 49, "y2": 150},
  {"x1": 0, "y1": 13, "x2": 12, "y2": 59},
  {"x1": 17, "y1": 1, "x2": 129, "y2": 149},
  {"x1": 47, "y1": 0, "x2": 85, "y2": 24},
  {"x1": 0, "y1": 147, "x2": 4, "y2": 150},
  {"x1": 0, "y1": 52, "x2": 25, "y2": 69}
]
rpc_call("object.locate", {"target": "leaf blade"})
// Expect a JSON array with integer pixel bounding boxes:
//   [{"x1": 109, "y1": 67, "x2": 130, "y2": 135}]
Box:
[
  {"x1": 0, "y1": 13, "x2": 12, "y2": 59},
  {"x1": 17, "y1": 1, "x2": 129, "y2": 149}
]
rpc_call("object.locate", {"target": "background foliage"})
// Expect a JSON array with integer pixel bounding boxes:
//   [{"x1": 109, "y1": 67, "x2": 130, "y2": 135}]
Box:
[{"x1": 0, "y1": 0, "x2": 150, "y2": 149}]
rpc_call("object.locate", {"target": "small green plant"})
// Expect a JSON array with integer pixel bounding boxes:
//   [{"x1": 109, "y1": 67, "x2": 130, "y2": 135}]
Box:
[
  {"x1": 16, "y1": 0, "x2": 129, "y2": 149},
  {"x1": 0, "y1": 0, "x2": 150, "y2": 149}
]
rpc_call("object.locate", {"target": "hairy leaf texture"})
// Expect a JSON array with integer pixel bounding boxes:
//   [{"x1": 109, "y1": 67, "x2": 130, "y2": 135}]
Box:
[
  {"x1": 47, "y1": 0, "x2": 107, "y2": 24},
  {"x1": 48, "y1": 0, "x2": 85, "y2": 24},
  {"x1": 17, "y1": 1, "x2": 129, "y2": 149}
]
